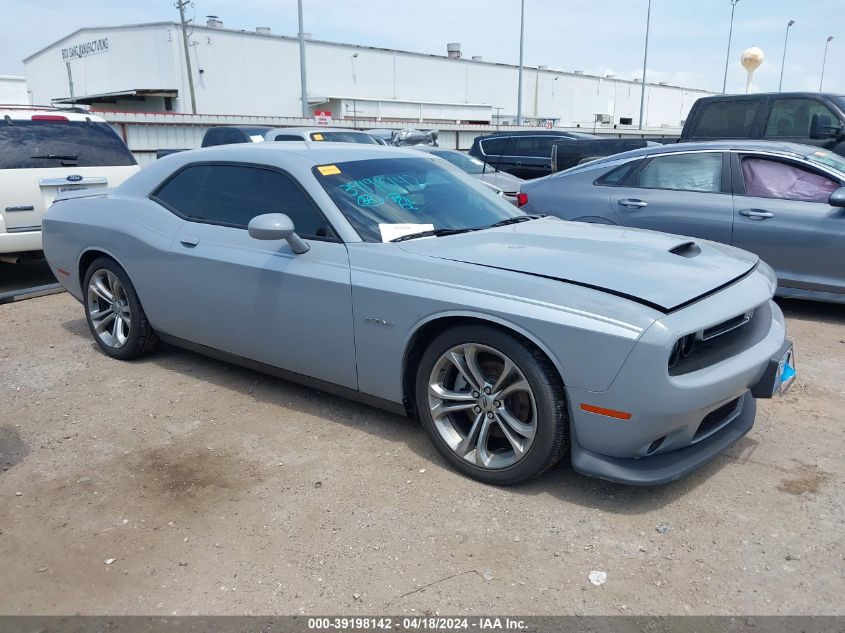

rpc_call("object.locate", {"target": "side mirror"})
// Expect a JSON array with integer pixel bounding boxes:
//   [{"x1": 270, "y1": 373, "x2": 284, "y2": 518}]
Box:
[
  {"x1": 829, "y1": 187, "x2": 845, "y2": 208},
  {"x1": 247, "y1": 213, "x2": 310, "y2": 254},
  {"x1": 809, "y1": 113, "x2": 843, "y2": 140}
]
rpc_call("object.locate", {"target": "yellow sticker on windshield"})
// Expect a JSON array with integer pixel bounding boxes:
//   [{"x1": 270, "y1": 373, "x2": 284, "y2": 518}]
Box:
[
  {"x1": 311, "y1": 133, "x2": 324, "y2": 141},
  {"x1": 317, "y1": 164, "x2": 341, "y2": 176}
]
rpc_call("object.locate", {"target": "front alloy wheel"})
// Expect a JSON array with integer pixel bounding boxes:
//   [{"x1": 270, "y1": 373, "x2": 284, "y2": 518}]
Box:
[
  {"x1": 416, "y1": 325, "x2": 568, "y2": 485},
  {"x1": 428, "y1": 343, "x2": 537, "y2": 469}
]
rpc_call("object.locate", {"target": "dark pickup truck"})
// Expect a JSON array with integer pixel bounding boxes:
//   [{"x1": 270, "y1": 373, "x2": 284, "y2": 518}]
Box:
[
  {"x1": 468, "y1": 131, "x2": 658, "y2": 179},
  {"x1": 680, "y1": 92, "x2": 845, "y2": 157}
]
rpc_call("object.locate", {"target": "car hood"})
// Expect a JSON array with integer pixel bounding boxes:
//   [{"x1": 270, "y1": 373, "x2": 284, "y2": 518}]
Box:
[
  {"x1": 478, "y1": 170, "x2": 524, "y2": 193},
  {"x1": 395, "y1": 218, "x2": 758, "y2": 312}
]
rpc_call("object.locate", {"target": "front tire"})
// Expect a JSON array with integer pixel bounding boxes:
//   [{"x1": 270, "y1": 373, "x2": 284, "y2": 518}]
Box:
[
  {"x1": 415, "y1": 324, "x2": 568, "y2": 485},
  {"x1": 83, "y1": 257, "x2": 158, "y2": 360}
]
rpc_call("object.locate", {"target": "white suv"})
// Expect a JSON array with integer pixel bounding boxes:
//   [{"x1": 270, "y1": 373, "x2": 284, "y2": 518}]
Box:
[{"x1": 0, "y1": 106, "x2": 139, "y2": 260}]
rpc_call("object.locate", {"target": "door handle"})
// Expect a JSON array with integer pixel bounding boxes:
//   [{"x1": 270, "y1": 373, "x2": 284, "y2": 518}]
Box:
[
  {"x1": 179, "y1": 236, "x2": 200, "y2": 247},
  {"x1": 617, "y1": 198, "x2": 648, "y2": 209},
  {"x1": 738, "y1": 209, "x2": 774, "y2": 220}
]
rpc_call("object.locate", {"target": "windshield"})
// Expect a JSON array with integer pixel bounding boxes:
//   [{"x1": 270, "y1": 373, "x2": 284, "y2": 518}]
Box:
[
  {"x1": 805, "y1": 148, "x2": 845, "y2": 176},
  {"x1": 310, "y1": 131, "x2": 380, "y2": 144},
  {"x1": 0, "y1": 120, "x2": 137, "y2": 169},
  {"x1": 314, "y1": 157, "x2": 519, "y2": 242},
  {"x1": 431, "y1": 150, "x2": 494, "y2": 174}
]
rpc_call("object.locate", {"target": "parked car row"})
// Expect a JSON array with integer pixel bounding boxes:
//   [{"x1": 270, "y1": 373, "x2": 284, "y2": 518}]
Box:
[{"x1": 4, "y1": 93, "x2": 809, "y2": 488}]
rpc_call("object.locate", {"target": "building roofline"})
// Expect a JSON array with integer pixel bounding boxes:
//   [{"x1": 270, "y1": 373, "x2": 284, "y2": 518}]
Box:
[
  {"x1": 23, "y1": 21, "x2": 713, "y2": 93},
  {"x1": 22, "y1": 22, "x2": 178, "y2": 62}
]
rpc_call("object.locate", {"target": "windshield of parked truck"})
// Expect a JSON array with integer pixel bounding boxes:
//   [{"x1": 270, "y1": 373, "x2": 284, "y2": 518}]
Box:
[{"x1": 310, "y1": 131, "x2": 380, "y2": 144}]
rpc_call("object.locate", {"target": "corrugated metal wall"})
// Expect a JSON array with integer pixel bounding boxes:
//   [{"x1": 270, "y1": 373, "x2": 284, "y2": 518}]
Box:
[{"x1": 102, "y1": 112, "x2": 681, "y2": 166}]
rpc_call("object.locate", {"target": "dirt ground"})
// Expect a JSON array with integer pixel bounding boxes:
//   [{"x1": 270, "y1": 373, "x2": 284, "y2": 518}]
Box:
[{"x1": 0, "y1": 292, "x2": 842, "y2": 616}]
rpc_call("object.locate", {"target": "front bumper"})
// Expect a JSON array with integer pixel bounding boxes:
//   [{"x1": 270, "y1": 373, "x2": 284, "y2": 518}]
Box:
[
  {"x1": 571, "y1": 392, "x2": 756, "y2": 486},
  {"x1": 565, "y1": 265, "x2": 790, "y2": 486}
]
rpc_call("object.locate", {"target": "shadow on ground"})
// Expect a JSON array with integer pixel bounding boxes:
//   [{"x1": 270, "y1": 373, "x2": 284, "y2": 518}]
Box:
[{"x1": 61, "y1": 312, "x2": 757, "y2": 515}]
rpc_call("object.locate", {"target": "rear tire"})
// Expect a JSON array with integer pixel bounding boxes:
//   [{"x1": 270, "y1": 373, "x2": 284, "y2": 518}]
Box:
[
  {"x1": 83, "y1": 257, "x2": 158, "y2": 360},
  {"x1": 415, "y1": 324, "x2": 568, "y2": 485}
]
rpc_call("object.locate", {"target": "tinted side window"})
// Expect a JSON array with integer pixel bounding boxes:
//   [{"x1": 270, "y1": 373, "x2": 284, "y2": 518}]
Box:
[
  {"x1": 765, "y1": 99, "x2": 839, "y2": 138},
  {"x1": 480, "y1": 138, "x2": 507, "y2": 155},
  {"x1": 636, "y1": 153, "x2": 722, "y2": 192},
  {"x1": 515, "y1": 137, "x2": 556, "y2": 157},
  {"x1": 595, "y1": 160, "x2": 640, "y2": 186},
  {"x1": 694, "y1": 100, "x2": 758, "y2": 138},
  {"x1": 154, "y1": 164, "x2": 211, "y2": 214},
  {"x1": 154, "y1": 164, "x2": 334, "y2": 237},
  {"x1": 0, "y1": 120, "x2": 136, "y2": 169},
  {"x1": 202, "y1": 128, "x2": 244, "y2": 147}
]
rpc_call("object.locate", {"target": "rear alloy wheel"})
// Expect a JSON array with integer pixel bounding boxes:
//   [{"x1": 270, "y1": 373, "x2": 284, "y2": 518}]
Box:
[
  {"x1": 83, "y1": 257, "x2": 158, "y2": 360},
  {"x1": 416, "y1": 325, "x2": 568, "y2": 485}
]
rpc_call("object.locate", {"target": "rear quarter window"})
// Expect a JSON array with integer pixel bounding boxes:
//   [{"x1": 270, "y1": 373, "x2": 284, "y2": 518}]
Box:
[
  {"x1": 692, "y1": 100, "x2": 759, "y2": 138},
  {"x1": 0, "y1": 120, "x2": 136, "y2": 169},
  {"x1": 594, "y1": 160, "x2": 640, "y2": 186}
]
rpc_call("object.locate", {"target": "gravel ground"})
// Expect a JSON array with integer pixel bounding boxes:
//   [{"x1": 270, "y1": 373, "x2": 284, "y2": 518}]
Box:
[{"x1": 0, "y1": 293, "x2": 842, "y2": 616}]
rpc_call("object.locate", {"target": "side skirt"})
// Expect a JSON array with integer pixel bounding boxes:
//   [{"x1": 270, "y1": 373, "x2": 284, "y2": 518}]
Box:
[{"x1": 156, "y1": 332, "x2": 410, "y2": 418}]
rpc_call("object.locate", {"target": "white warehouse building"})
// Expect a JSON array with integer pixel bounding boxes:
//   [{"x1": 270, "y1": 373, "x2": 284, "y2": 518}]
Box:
[{"x1": 23, "y1": 20, "x2": 714, "y2": 128}]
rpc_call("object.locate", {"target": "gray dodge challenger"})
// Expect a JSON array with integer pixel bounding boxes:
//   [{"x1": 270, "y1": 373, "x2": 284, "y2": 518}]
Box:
[{"x1": 42, "y1": 143, "x2": 795, "y2": 486}]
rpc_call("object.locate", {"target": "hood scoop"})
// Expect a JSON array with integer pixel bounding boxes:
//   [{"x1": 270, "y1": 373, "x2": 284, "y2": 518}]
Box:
[{"x1": 669, "y1": 241, "x2": 702, "y2": 258}]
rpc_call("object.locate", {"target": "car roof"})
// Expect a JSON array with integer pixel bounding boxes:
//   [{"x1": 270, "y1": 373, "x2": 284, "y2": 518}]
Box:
[
  {"x1": 583, "y1": 140, "x2": 824, "y2": 165},
  {"x1": 0, "y1": 107, "x2": 108, "y2": 123},
  {"x1": 265, "y1": 127, "x2": 372, "y2": 134},
  {"x1": 477, "y1": 130, "x2": 590, "y2": 138},
  {"x1": 410, "y1": 146, "x2": 456, "y2": 153},
  {"x1": 180, "y1": 141, "x2": 420, "y2": 161},
  {"x1": 694, "y1": 91, "x2": 845, "y2": 102}
]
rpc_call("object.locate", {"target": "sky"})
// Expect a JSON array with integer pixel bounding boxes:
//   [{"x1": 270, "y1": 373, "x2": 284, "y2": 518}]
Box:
[{"x1": 1, "y1": 0, "x2": 843, "y2": 94}]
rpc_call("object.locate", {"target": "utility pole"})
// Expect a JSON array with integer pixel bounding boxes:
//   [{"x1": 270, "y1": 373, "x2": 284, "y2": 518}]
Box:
[
  {"x1": 820, "y1": 36, "x2": 834, "y2": 92},
  {"x1": 638, "y1": 0, "x2": 651, "y2": 130},
  {"x1": 722, "y1": 0, "x2": 740, "y2": 94},
  {"x1": 778, "y1": 20, "x2": 795, "y2": 92},
  {"x1": 516, "y1": 0, "x2": 525, "y2": 126},
  {"x1": 176, "y1": 0, "x2": 197, "y2": 114},
  {"x1": 298, "y1": 0, "x2": 309, "y2": 118}
]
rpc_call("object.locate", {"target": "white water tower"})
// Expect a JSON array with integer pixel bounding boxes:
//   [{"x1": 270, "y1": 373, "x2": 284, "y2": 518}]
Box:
[{"x1": 741, "y1": 46, "x2": 764, "y2": 94}]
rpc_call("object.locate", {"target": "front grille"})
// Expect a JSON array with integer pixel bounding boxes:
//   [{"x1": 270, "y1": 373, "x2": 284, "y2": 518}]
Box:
[
  {"x1": 669, "y1": 302, "x2": 770, "y2": 376},
  {"x1": 702, "y1": 310, "x2": 753, "y2": 341},
  {"x1": 694, "y1": 397, "x2": 741, "y2": 441}
]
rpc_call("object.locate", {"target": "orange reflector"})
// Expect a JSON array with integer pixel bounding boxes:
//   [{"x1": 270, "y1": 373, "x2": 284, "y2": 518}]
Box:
[{"x1": 580, "y1": 403, "x2": 632, "y2": 420}]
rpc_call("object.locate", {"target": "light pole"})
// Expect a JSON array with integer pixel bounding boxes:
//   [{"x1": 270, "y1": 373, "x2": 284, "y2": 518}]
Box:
[
  {"x1": 820, "y1": 36, "x2": 834, "y2": 92},
  {"x1": 638, "y1": 0, "x2": 651, "y2": 130},
  {"x1": 297, "y1": 0, "x2": 309, "y2": 118},
  {"x1": 778, "y1": 20, "x2": 795, "y2": 92},
  {"x1": 516, "y1": 0, "x2": 526, "y2": 126},
  {"x1": 722, "y1": 0, "x2": 740, "y2": 94}
]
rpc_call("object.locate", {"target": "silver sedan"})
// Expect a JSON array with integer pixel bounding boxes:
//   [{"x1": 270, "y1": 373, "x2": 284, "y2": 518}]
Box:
[{"x1": 520, "y1": 140, "x2": 845, "y2": 304}]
